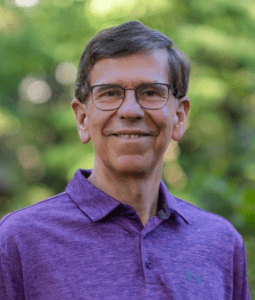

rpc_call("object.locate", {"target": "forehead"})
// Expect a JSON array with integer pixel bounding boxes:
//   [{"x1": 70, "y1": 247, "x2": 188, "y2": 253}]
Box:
[{"x1": 90, "y1": 50, "x2": 169, "y2": 86}]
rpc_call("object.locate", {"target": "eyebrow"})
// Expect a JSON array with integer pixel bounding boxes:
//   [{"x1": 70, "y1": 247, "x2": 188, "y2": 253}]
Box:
[{"x1": 99, "y1": 81, "x2": 162, "y2": 87}]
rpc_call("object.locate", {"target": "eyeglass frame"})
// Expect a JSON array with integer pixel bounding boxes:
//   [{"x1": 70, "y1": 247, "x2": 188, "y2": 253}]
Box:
[{"x1": 88, "y1": 83, "x2": 174, "y2": 111}]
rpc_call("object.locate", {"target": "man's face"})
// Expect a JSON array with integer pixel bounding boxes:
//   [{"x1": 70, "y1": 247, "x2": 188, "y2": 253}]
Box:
[{"x1": 72, "y1": 50, "x2": 190, "y2": 176}]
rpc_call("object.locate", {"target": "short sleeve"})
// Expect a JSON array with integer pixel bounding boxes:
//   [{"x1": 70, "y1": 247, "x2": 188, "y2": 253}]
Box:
[
  {"x1": 232, "y1": 239, "x2": 252, "y2": 300},
  {"x1": 0, "y1": 249, "x2": 24, "y2": 300}
]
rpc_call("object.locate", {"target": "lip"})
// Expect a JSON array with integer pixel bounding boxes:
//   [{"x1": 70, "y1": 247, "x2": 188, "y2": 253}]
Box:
[
  {"x1": 112, "y1": 134, "x2": 150, "y2": 138},
  {"x1": 112, "y1": 130, "x2": 150, "y2": 136},
  {"x1": 111, "y1": 135, "x2": 151, "y2": 142}
]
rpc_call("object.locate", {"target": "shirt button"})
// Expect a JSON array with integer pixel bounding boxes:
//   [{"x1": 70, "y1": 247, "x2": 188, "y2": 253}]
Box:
[{"x1": 146, "y1": 260, "x2": 153, "y2": 269}]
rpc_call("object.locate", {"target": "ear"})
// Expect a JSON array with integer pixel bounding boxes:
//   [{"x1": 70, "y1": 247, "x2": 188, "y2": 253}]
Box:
[
  {"x1": 71, "y1": 98, "x2": 91, "y2": 144},
  {"x1": 171, "y1": 96, "x2": 191, "y2": 142}
]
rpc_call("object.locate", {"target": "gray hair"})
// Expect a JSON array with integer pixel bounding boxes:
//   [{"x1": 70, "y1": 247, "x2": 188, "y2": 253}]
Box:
[{"x1": 75, "y1": 21, "x2": 190, "y2": 104}]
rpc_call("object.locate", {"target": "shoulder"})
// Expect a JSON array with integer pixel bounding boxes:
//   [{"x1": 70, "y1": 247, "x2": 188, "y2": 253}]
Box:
[
  {"x1": 174, "y1": 196, "x2": 244, "y2": 247},
  {"x1": 0, "y1": 192, "x2": 70, "y2": 245}
]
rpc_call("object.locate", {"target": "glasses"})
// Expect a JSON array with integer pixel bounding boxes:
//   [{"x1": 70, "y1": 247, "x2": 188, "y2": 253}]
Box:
[{"x1": 88, "y1": 83, "x2": 173, "y2": 111}]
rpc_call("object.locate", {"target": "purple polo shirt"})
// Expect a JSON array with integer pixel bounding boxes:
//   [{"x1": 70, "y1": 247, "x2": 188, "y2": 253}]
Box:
[{"x1": 0, "y1": 169, "x2": 251, "y2": 299}]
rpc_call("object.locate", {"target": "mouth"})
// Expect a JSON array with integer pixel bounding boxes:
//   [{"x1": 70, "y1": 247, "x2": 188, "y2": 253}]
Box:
[{"x1": 112, "y1": 134, "x2": 150, "y2": 139}]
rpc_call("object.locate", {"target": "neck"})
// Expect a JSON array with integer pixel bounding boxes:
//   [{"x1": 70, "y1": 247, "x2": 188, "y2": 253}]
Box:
[{"x1": 87, "y1": 161, "x2": 163, "y2": 227}]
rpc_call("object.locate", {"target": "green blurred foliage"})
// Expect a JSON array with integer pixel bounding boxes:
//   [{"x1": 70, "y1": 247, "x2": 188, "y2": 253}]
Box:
[{"x1": 0, "y1": 0, "x2": 254, "y2": 294}]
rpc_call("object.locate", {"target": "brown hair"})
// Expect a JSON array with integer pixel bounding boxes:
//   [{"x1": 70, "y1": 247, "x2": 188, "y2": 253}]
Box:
[{"x1": 75, "y1": 21, "x2": 190, "y2": 104}]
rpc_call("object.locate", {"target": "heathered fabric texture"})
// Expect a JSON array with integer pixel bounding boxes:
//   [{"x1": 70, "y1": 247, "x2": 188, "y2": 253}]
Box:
[{"x1": 0, "y1": 169, "x2": 251, "y2": 300}]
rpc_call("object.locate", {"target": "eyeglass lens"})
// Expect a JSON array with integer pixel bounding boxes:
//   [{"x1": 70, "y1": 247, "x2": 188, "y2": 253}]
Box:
[{"x1": 92, "y1": 84, "x2": 169, "y2": 110}]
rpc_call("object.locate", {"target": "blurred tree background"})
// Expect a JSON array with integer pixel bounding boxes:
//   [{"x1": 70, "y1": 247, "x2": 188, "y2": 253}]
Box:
[{"x1": 0, "y1": 0, "x2": 254, "y2": 295}]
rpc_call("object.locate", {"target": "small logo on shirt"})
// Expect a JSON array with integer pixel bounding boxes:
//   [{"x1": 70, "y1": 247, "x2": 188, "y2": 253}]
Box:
[{"x1": 185, "y1": 270, "x2": 201, "y2": 283}]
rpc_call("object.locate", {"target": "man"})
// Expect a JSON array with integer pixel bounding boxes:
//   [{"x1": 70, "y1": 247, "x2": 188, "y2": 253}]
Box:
[{"x1": 0, "y1": 21, "x2": 251, "y2": 299}]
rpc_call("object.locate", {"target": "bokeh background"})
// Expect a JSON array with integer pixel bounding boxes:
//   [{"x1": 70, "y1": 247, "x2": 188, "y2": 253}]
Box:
[{"x1": 0, "y1": 0, "x2": 255, "y2": 295}]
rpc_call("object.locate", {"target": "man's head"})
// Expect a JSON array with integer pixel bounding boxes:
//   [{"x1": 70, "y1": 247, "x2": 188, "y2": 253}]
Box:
[
  {"x1": 72, "y1": 21, "x2": 191, "y2": 178},
  {"x1": 75, "y1": 21, "x2": 190, "y2": 106}
]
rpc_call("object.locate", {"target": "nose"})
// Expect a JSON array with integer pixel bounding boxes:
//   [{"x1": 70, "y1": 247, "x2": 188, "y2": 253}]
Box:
[{"x1": 117, "y1": 89, "x2": 144, "y2": 118}]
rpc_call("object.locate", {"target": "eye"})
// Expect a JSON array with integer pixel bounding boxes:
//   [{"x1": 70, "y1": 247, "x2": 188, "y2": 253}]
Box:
[
  {"x1": 138, "y1": 84, "x2": 167, "y2": 98},
  {"x1": 105, "y1": 91, "x2": 117, "y2": 96},
  {"x1": 101, "y1": 88, "x2": 123, "y2": 98},
  {"x1": 145, "y1": 90, "x2": 159, "y2": 96}
]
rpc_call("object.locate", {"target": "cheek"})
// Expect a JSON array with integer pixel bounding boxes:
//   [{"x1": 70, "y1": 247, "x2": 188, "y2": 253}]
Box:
[
  {"x1": 90, "y1": 115, "x2": 112, "y2": 149},
  {"x1": 156, "y1": 113, "x2": 175, "y2": 148},
  {"x1": 156, "y1": 108, "x2": 173, "y2": 133}
]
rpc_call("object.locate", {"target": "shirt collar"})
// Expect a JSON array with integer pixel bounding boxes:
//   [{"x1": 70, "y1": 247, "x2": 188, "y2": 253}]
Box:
[{"x1": 66, "y1": 169, "x2": 189, "y2": 225}]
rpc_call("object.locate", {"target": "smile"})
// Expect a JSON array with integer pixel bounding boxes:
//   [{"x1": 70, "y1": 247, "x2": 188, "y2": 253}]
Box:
[{"x1": 113, "y1": 134, "x2": 150, "y2": 139}]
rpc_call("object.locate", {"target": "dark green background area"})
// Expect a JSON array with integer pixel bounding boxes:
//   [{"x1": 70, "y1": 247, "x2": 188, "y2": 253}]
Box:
[{"x1": 0, "y1": 0, "x2": 254, "y2": 296}]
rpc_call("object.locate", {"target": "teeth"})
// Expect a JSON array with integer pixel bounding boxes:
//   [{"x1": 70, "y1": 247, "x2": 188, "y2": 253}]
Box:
[{"x1": 117, "y1": 134, "x2": 144, "y2": 138}]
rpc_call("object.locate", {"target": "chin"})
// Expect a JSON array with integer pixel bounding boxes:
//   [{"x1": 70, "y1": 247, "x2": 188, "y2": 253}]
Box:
[{"x1": 111, "y1": 157, "x2": 151, "y2": 176}]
